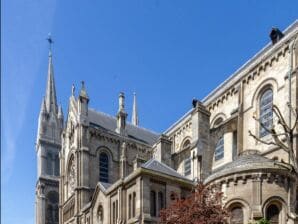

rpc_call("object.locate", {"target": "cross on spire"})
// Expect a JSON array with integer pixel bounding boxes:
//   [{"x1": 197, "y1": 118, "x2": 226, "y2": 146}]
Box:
[{"x1": 46, "y1": 33, "x2": 54, "y2": 54}]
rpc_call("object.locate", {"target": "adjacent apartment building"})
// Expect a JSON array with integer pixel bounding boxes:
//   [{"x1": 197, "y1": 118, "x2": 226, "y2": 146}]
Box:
[{"x1": 35, "y1": 20, "x2": 298, "y2": 224}]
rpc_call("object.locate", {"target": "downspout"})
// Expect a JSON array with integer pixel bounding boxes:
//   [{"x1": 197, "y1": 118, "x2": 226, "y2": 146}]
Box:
[{"x1": 288, "y1": 35, "x2": 298, "y2": 163}]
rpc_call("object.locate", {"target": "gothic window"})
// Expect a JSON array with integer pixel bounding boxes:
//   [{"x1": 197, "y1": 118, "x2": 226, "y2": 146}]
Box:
[
  {"x1": 230, "y1": 206, "x2": 244, "y2": 224},
  {"x1": 259, "y1": 89, "x2": 273, "y2": 137},
  {"x1": 46, "y1": 191, "x2": 59, "y2": 224},
  {"x1": 184, "y1": 157, "x2": 191, "y2": 176},
  {"x1": 68, "y1": 156, "x2": 76, "y2": 197},
  {"x1": 266, "y1": 204, "x2": 280, "y2": 224},
  {"x1": 54, "y1": 154, "x2": 59, "y2": 176},
  {"x1": 47, "y1": 152, "x2": 53, "y2": 175},
  {"x1": 150, "y1": 191, "x2": 156, "y2": 217},
  {"x1": 99, "y1": 153, "x2": 109, "y2": 183},
  {"x1": 158, "y1": 191, "x2": 164, "y2": 216},
  {"x1": 215, "y1": 136, "x2": 224, "y2": 161}
]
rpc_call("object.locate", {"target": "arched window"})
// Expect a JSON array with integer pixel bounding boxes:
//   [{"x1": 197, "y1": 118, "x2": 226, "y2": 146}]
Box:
[
  {"x1": 230, "y1": 206, "x2": 244, "y2": 224},
  {"x1": 99, "y1": 153, "x2": 109, "y2": 183},
  {"x1": 46, "y1": 191, "x2": 59, "y2": 224},
  {"x1": 47, "y1": 152, "x2": 53, "y2": 175},
  {"x1": 150, "y1": 191, "x2": 156, "y2": 217},
  {"x1": 259, "y1": 89, "x2": 273, "y2": 137},
  {"x1": 182, "y1": 139, "x2": 191, "y2": 150},
  {"x1": 215, "y1": 136, "x2": 224, "y2": 161},
  {"x1": 213, "y1": 117, "x2": 224, "y2": 128},
  {"x1": 54, "y1": 154, "x2": 59, "y2": 176},
  {"x1": 266, "y1": 204, "x2": 280, "y2": 224},
  {"x1": 158, "y1": 191, "x2": 164, "y2": 216}
]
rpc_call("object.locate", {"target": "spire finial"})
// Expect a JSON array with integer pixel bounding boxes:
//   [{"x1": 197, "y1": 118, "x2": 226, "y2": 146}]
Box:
[
  {"x1": 132, "y1": 92, "x2": 139, "y2": 126},
  {"x1": 46, "y1": 33, "x2": 54, "y2": 56}
]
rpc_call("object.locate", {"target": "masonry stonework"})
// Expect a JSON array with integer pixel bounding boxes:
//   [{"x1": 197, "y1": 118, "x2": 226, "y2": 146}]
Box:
[{"x1": 35, "y1": 21, "x2": 298, "y2": 224}]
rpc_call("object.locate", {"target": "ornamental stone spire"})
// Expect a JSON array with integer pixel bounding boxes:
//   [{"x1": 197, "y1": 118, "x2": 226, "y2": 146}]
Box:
[
  {"x1": 45, "y1": 35, "x2": 58, "y2": 114},
  {"x1": 131, "y1": 92, "x2": 139, "y2": 126}
]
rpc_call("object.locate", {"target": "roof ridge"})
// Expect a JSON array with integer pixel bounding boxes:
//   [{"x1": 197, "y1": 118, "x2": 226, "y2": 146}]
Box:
[{"x1": 89, "y1": 107, "x2": 160, "y2": 136}]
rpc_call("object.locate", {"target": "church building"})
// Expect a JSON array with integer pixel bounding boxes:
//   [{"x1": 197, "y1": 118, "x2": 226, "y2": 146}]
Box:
[{"x1": 35, "y1": 20, "x2": 298, "y2": 224}]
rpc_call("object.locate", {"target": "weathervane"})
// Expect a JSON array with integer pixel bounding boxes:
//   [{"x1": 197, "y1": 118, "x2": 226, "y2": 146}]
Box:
[{"x1": 46, "y1": 33, "x2": 54, "y2": 53}]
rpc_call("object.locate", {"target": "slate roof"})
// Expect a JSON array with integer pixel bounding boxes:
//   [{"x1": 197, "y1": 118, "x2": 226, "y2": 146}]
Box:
[
  {"x1": 204, "y1": 151, "x2": 289, "y2": 183},
  {"x1": 88, "y1": 109, "x2": 160, "y2": 146},
  {"x1": 99, "y1": 181, "x2": 112, "y2": 191},
  {"x1": 141, "y1": 158, "x2": 190, "y2": 181}
]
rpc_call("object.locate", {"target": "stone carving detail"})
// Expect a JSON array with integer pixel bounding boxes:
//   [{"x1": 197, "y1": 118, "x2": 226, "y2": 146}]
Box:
[
  {"x1": 171, "y1": 121, "x2": 192, "y2": 151},
  {"x1": 97, "y1": 205, "x2": 103, "y2": 224},
  {"x1": 68, "y1": 156, "x2": 76, "y2": 197}
]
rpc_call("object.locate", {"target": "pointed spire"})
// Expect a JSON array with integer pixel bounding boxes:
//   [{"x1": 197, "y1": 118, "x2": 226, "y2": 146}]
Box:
[
  {"x1": 40, "y1": 97, "x2": 47, "y2": 114},
  {"x1": 58, "y1": 104, "x2": 64, "y2": 119},
  {"x1": 45, "y1": 36, "x2": 58, "y2": 114},
  {"x1": 131, "y1": 92, "x2": 139, "y2": 126}
]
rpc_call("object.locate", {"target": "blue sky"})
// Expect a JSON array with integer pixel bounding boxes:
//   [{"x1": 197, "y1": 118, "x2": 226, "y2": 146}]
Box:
[{"x1": 1, "y1": 0, "x2": 297, "y2": 223}]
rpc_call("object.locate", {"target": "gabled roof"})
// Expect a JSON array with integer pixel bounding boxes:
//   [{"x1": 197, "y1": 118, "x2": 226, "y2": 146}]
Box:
[
  {"x1": 99, "y1": 181, "x2": 112, "y2": 191},
  {"x1": 141, "y1": 158, "x2": 189, "y2": 180},
  {"x1": 88, "y1": 109, "x2": 160, "y2": 146}
]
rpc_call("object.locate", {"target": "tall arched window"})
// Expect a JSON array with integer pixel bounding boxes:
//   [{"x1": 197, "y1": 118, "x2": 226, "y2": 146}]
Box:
[
  {"x1": 54, "y1": 154, "x2": 59, "y2": 176},
  {"x1": 266, "y1": 204, "x2": 280, "y2": 224},
  {"x1": 46, "y1": 191, "x2": 59, "y2": 224},
  {"x1": 47, "y1": 152, "x2": 53, "y2": 175},
  {"x1": 259, "y1": 89, "x2": 273, "y2": 137},
  {"x1": 150, "y1": 191, "x2": 156, "y2": 217},
  {"x1": 230, "y1": 206, "x2": 244, "y2": 224},
  {"x1": 99, "y1": 153, "x2": 109, "y2": 183},
  {"x1": 215, "y1": 136, "x2": 224, "y2": 161}
]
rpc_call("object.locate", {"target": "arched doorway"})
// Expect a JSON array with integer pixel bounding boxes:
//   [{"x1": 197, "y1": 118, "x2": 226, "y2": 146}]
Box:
[{"x1": 266, "y1": 204, "x2": 280, "y2": 224}]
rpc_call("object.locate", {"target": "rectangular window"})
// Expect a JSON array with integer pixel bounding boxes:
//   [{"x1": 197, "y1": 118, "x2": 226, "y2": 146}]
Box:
[{"x1": 184, "y1": 158, "x2": 191, "y2": 176}]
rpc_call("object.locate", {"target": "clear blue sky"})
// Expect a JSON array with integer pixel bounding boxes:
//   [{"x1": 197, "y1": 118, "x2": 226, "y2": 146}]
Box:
[{"x1": 1, "y1": 0, "x2": 297, "y2": 223}]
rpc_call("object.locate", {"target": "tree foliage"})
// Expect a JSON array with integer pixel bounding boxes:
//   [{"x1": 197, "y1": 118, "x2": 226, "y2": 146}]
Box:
[
  {"x1": 159, "y1": 183, "x2": 228, "y2": 224},
  {"x1": 249, "y1": 104, "x2": 298, "y2": 173}
]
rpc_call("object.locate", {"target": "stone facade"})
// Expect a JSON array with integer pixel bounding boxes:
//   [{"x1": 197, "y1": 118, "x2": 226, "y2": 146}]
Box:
[{"x1": 35, "y1": 20, "x2": 298, "y2": 224}]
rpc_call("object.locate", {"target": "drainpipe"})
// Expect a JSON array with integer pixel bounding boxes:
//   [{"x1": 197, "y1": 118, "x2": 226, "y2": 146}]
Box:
[{"x1": 288, "y1": 35, "x2": 297, "y2": 164}]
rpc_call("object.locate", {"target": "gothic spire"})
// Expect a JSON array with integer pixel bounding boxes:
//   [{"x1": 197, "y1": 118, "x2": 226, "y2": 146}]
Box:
[
  {"x1": 131, "y1": 92, "x2": 139, "y2": 126},
  {"x1": 45, "y1": 35, "x2": 58, "y2": 114},
  {"x1": 40, "y1": 97, "x2": 47, "y2": 114}
]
